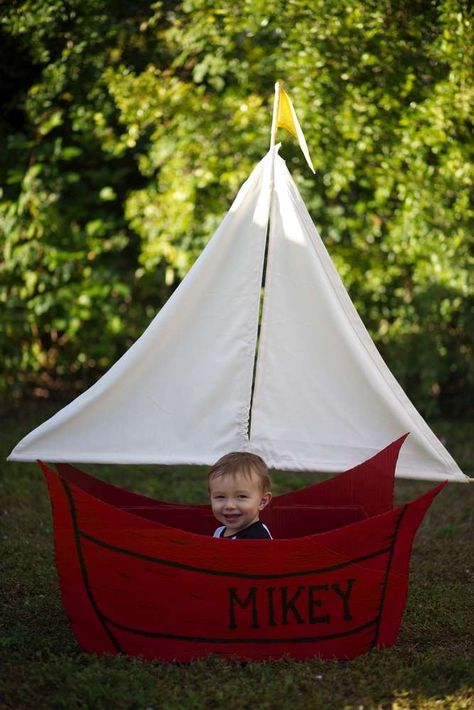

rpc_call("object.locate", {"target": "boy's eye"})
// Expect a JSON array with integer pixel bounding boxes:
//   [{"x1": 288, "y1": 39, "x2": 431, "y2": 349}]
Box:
[{"x1": 238, "y1": 495, "x2": 248, "y2": 499}]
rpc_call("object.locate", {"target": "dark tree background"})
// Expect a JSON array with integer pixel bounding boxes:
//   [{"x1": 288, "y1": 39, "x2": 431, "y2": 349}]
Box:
[{"x1": 1, "y1": 0, "x2": 472, "y2": 417}]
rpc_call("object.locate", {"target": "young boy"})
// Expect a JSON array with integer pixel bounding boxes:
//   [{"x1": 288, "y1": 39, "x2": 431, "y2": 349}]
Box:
[{"x1": 208, "y1": 452, "x2": 272, "y2": 539}]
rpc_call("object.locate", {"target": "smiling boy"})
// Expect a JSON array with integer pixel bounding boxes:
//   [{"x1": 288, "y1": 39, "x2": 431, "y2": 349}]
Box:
[{"x1": 208, "y1": 452, "x2": 273, "y2": 539}]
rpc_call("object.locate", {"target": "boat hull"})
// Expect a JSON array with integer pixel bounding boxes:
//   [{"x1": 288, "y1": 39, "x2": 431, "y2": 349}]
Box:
[{"x1": 38, "y1": 438, "x2": 444, "y2": 661}]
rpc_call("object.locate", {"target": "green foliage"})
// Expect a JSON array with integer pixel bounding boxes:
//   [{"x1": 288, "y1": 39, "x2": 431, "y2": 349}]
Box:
[{"x1": 1, "y1": 0, "x2": 472, "y2": 415}]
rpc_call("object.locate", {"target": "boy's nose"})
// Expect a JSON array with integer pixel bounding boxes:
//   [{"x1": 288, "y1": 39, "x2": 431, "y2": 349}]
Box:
[{"x1": 224, "y1": 499, "x2": 236, "y2": 510}]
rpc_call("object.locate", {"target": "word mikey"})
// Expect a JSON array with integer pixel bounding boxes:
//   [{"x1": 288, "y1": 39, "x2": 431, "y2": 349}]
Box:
[{"x1": 228, "y1": 578, "x2": 356, "y2": 629}]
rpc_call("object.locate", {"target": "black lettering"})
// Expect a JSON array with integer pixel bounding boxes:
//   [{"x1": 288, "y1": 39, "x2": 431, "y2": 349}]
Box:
[
  {"x1": 266, "y1": 587, "x2": 277, "y2": 626},
  {"x1": 331, "y1": 579, "x2": 356, "y2": 621},
  {"x1": 308, "y1": 585, "x2": 330, "y2": 623},
  {"x1": 228, "y1": 587, "x2": 259, "y2": 629},
  {"x1": 280, "y1": 586, "x2": 305, "y2": 625}
]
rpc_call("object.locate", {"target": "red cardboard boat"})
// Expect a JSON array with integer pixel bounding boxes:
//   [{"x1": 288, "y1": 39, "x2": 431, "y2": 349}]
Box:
[
  {"x1": 10, "y1": 88, "x2": 464, "y2": 662},
  {"x1": 38, "y1": 436, "x2": 444, "y2": 662}
]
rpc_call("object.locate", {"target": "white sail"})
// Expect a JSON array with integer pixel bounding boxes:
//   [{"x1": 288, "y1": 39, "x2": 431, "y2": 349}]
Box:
[
  {"x1": 8, "y1": 147, "x2": 467, "y2": 481},
  {"x1": 8, "y1": 150, "x2": 274, "y2": 464},
  {"x1": 249, "y1": 155, "x2": 465, "y2": 481}
]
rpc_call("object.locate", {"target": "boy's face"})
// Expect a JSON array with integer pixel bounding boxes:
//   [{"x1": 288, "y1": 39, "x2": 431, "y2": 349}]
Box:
[{"x1": 209, "y1": 470, "x2": 272, "y2": 537}]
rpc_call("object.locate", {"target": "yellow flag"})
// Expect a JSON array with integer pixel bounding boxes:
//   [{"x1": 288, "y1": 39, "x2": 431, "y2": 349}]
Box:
[
  {"x1": 276, "y1": 87, "x2": 299, "y2": 139},
  {"x1": 275, "y1": 86, "x2": 315, "y2": 174}
]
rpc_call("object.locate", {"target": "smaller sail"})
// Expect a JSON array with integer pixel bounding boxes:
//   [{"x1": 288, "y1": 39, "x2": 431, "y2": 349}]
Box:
[
  {"x1": 249, "y1": 155, "x2": 466, "y2": 482},
  {"x1": 8, "y1": 151, "x2": 275, "y2": 464}
]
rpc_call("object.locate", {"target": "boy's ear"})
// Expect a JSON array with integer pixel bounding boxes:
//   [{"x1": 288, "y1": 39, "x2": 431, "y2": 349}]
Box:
[{"x1": 259, "y1": 491, "x2": 272, "y2": 510}]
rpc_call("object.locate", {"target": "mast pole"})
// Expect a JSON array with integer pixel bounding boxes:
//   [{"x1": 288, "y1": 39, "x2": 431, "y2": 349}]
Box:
[
  {"x1": 247, "y1": 82, "x2": 280, "y2": 440},
  {"x1": 269, "y1": 81, "x2": 280, "y2": 151}
]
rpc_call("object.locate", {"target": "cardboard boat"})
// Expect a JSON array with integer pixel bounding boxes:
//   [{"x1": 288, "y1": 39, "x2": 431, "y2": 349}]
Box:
[
  {"x1": 38, "y1": 436, "x2": 444, "y2": 662},
  {"x1": 10, "y1": 86, "x2": 465, "y2": 662}
]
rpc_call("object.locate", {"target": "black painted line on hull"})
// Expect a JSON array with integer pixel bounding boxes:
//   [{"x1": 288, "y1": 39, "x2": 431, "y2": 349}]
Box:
[
  {"x1": 371, "y1": 505, "x2": 408, "y2": 649},
  {"x1": 103, "y1": 615, "x2": 377, "y2": 645},
  {"x1": 79, "y1": 530, "x2": 391, "y2": 580},
  {"x1": 60, "y1": 479, "x2": 123, "y2": 653}
]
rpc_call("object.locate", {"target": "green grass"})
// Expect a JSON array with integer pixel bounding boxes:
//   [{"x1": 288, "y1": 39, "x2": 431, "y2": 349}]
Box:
[{"x1": 1, "y1": 403, "x2": 473, "y2": 709}]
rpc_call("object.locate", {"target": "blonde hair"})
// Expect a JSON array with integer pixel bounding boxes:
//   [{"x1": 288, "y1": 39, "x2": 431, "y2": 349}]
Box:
[{"x1": 208, "y1": 452, "x2": 271, "y2": 493}]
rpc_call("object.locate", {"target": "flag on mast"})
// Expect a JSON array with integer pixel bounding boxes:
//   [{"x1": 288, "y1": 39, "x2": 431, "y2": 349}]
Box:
[{"x1": 273, "y1": 82, "x2": 315, "y2": 174}]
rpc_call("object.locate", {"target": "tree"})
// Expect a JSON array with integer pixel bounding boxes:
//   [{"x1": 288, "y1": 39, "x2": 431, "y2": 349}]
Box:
[{"x1": 1, "y1": 0, "x2": 472, "y2": 416}]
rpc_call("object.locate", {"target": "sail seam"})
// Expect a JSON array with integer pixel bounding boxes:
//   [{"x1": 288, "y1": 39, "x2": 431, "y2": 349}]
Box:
[
  {"x1": 246, "y1": 149, "x2": 278, "y2": 440},
  {"x1": 247, "y1": 219, "x2": 271, "y2": 439}
]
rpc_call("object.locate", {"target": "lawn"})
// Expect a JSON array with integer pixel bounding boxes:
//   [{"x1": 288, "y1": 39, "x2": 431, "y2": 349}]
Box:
[{"x1": 1, "y1": 403, "x2": 473, "y2": 709}]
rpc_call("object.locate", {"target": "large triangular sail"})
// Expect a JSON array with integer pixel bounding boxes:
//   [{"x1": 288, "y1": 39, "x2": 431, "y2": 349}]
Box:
[
  {"x1": 249, "y1": 155, "x2": 465, "y2": 480},
  {"x1": 8, "y1": 100, "x2": 467, "y2": 480},
  {"x1": 9, "y1": 152, "x2": 274, "y2": 464}
]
